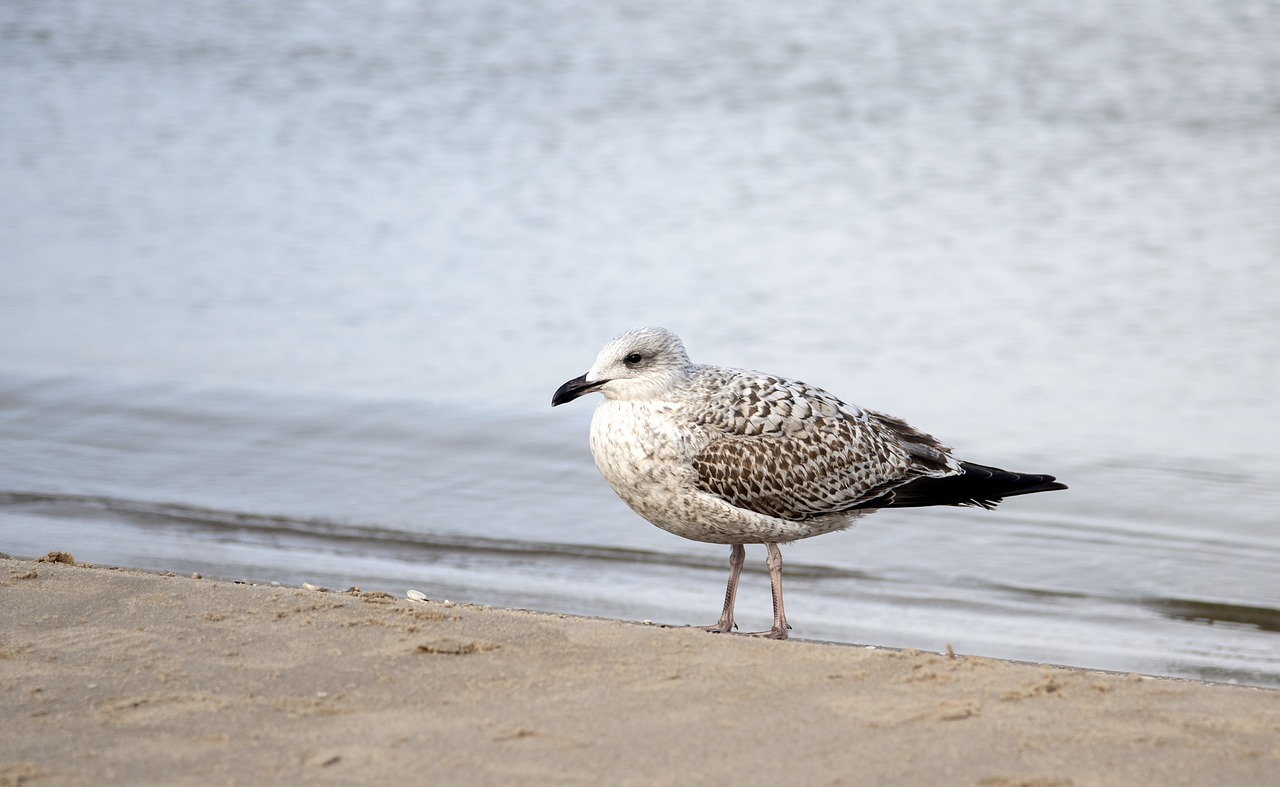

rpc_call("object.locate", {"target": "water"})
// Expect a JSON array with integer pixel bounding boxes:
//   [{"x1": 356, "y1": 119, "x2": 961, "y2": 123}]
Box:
[{"x1": 2, "y1": 1, "x2": 1278, "y2": 687}]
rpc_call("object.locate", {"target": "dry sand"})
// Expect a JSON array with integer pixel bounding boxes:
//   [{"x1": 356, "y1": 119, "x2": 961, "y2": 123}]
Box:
[{"x1": 1, "y1": 554, "x2": 1277, "y2": 786}]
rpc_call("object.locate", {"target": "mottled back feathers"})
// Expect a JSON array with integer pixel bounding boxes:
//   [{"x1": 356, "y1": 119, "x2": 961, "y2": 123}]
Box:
[{"x1": 687, "y1": 369, "x2": 960, "y2": 521}]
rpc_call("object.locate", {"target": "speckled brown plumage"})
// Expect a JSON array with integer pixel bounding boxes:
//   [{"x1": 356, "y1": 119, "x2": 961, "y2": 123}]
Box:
[{"x1": 688, "y1": 370, "x2": 961, "y2": 520}]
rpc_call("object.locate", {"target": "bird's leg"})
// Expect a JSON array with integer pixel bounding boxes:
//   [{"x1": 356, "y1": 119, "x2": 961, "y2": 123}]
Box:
[
  {"x1": 746, "y1": 542, "x2": 790, "y2": 640},
  {"x1": 698, "y1": 543, "x2": 745, "y2": 634}
]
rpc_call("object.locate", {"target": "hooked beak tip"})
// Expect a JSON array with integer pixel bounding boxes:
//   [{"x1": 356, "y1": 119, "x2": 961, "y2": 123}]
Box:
[{"x1": 551, "y1": 374, "x2": 604, "y2": 407}]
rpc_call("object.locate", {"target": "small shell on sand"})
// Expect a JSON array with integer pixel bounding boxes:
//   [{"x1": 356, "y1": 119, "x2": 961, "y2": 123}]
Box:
[{"x1": 406, "y1": 589, "x2": 427, "y2": 601}]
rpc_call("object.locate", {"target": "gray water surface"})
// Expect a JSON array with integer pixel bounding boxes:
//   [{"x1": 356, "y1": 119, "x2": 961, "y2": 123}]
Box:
[{"x1": 2, "y1": 1, "x2": 1278, "y2": 686}]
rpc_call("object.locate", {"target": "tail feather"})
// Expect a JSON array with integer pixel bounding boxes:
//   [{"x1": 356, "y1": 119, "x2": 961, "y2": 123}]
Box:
[{"x1": 863, "y1": 462, "x2": 1067, "y2": 511}]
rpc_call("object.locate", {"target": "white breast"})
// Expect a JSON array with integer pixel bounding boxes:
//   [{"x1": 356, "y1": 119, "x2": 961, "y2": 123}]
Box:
[{"x1": 589, "y1": 399, "x2": 690, "y2": 501}]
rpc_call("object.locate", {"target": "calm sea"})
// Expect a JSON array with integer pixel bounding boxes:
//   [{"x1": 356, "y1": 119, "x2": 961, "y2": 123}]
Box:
[{"x1": 2, "y1": 0, "x2": 1278, "y2": 686}]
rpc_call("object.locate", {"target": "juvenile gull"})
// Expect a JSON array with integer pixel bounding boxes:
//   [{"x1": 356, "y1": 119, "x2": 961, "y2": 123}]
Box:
[{"x1": 552, "y1": 327, "x2": 1066, "y2": 640}]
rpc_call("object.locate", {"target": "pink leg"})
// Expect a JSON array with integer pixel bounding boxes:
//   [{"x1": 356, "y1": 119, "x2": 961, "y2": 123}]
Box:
[
  {"x1": 698, "y1": 543, "x2": 745, "y2": 634},
  {"x1": 745, "y1": 542, "x2": 790, "y2": 640}
]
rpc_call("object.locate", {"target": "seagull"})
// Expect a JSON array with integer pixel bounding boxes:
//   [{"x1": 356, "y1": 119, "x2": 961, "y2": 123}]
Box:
[{"x1": 552, "y1": 327, "x2": 1066, "y2": 640}]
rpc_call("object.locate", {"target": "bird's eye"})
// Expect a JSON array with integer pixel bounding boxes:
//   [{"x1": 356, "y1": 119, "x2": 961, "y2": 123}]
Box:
[{"x1": 624, "y1": 352, "x2": 644, "y2": 366}]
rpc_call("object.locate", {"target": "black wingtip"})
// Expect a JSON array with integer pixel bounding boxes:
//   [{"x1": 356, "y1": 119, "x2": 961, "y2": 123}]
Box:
[{"x1": 873, "y1": 463, "x2": 1067, "y2": 510}]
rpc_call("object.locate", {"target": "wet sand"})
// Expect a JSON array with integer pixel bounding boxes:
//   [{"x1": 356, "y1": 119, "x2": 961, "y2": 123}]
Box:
[{"x1": 2, "y1": 554, "x2": 1277, "y2": 786}]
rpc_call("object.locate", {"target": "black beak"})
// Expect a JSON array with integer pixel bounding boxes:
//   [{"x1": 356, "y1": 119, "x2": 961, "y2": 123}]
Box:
[{"x1": 552, "y1": 373, "x2": 605, "y2": 406}]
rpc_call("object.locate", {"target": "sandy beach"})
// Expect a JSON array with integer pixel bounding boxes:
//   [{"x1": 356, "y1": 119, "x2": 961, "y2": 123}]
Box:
[{"x1": 1, "y1": 553, "x2": 1277, "y2": 786}]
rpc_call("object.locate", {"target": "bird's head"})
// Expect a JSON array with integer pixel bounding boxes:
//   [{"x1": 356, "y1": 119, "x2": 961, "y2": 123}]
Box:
[{"x1": 551, "y1": 326, "x2": 695, "y2": 406}]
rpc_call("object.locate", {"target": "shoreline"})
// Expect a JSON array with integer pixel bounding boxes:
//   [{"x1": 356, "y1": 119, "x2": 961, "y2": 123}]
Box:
[{"x1": 2, "y1": 554, "x2": 1277, "y2": 785}]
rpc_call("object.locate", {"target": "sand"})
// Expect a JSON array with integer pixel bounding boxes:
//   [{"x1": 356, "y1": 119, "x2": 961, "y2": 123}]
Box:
[{"x1": 1, "y1": 554, "x2": 1277, "y2": 786}]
